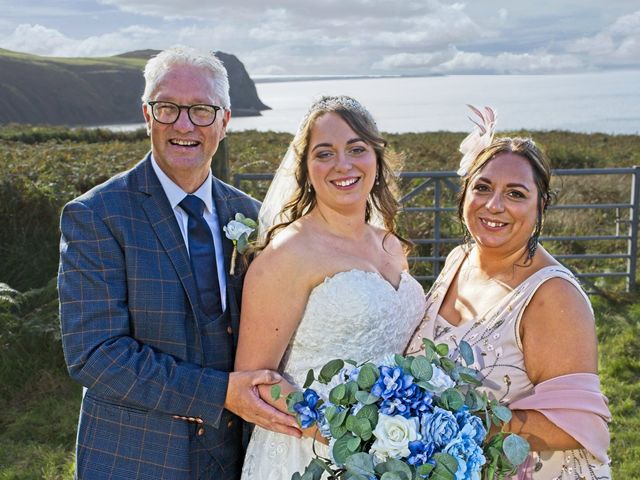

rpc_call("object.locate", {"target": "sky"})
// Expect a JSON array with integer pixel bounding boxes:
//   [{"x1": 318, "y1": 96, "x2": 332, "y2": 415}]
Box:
[{"x1": 1, "y1": 0, "x2": 639, "y2": 76}]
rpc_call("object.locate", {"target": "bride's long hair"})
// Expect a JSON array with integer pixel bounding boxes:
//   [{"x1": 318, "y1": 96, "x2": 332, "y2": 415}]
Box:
[{"x1": 259, "y1": 96, "x2": 407, "y2": 250}]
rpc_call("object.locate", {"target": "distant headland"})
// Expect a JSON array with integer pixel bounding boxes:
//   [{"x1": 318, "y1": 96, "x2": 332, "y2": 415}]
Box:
[{"x1": 0, "y1": 48, "x2": 269, "y2": 126}]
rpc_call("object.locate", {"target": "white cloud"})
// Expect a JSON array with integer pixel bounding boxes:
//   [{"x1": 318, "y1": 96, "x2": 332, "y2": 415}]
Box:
[
  {"x1": 375, "y1": 47, "x2": 585, "y2": 74},
  {"x1": 1, "y1": 1, "x2": 638, "y2": 75},
  {"x1": 567, "y1": 10, "x2": 640, "y2": 66},
  {"x1": 1, "y1": 23, "x2": 161, "y2": 57},
  {"x1": 432, "y1": 50, "x2": 585, "y2": 74},
  {"x1": 372, "y1": 48, "x2": 457, "y2": 70}
]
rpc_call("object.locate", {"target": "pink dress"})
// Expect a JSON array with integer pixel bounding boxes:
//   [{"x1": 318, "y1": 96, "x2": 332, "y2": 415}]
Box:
[{"x1": 406, "y1": 246, "x2": 611, "y2": 480}]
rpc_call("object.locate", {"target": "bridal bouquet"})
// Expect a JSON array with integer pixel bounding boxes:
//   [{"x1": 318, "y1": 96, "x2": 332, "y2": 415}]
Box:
[{"x1": 272, "y1": 339, "x2": 529, "y2": 480}]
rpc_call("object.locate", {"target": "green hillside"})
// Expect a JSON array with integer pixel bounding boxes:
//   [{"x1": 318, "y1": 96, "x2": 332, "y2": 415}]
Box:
[{"x1": 0, "y1": 48, "x2": 268, "y2": 126}]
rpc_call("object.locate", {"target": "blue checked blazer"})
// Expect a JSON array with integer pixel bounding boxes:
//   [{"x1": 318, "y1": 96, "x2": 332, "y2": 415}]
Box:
[{"x1": 58, "y1": 154, "x2": 260, "y2": 479}]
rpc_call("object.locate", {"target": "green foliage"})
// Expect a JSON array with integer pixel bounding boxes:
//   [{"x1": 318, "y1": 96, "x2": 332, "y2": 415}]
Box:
[{"x1": 0, "y1": 127, "x2": 638, "y2": 477}]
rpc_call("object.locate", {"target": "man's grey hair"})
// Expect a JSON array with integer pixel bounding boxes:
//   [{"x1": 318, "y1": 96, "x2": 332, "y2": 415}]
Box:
[{"x1": 141, "y1": 45, "x2": 231, "y2": 109}]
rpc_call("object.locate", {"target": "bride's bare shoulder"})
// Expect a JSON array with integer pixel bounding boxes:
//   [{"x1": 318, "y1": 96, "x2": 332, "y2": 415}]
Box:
[{"x1": 250, "y1": 219, "x2": 320, "y2": 275}]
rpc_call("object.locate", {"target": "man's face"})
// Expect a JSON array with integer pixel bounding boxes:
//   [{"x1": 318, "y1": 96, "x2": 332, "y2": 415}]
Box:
[{"x1": 143, "y1": 64, "x2": 230, "y2": 191}]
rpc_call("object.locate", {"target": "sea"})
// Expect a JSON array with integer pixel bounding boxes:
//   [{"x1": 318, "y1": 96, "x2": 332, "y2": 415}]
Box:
[{"x1": 106, "y1": 70, "x2": 640, "y2": 135}]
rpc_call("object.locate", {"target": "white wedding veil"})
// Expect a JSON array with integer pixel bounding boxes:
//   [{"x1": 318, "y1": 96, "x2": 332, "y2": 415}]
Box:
[{"x1": 257, "y1": 95, "x2": 384, "y2": 243}]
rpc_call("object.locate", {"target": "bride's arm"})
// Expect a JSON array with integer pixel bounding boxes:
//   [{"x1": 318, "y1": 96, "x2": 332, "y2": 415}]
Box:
[{"x1": 235, "y1": 235, "x2": 319, "y2": 436}]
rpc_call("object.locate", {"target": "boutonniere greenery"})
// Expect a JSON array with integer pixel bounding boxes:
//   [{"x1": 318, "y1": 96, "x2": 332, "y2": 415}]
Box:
[{"x1": 223, "y1": 213, "x2": 257, "y2": 275}]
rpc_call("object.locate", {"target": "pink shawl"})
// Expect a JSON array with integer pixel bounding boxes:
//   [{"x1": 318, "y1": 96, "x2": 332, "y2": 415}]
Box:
[{"x1": 508, "y1": 372, "x2": 611, "y2": 478}]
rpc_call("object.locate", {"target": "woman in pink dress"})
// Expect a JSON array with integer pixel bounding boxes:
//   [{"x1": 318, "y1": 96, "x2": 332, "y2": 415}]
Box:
[{"x1": 406, "y1": 108, "x2": 611, "y2": 479}]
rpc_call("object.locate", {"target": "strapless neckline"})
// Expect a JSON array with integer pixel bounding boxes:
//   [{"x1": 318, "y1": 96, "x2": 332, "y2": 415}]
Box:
[{"x1": 316, "y1": 268, "x2": 411, "y2": 293}]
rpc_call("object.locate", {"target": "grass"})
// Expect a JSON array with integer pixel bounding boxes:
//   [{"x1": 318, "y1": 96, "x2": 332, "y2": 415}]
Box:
[{"x1": 0, "y1": 125, "x2": 638, "y2": 477}]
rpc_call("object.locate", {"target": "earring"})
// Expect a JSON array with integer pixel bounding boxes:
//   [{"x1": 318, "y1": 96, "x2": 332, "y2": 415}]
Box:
[
  {"x1": 307, "y1": 182, "x2": 312, "y2": 193},
  {"x1": 526, "y1": 234, "x2": 539, "y2": 261},
  {"x1": 375, "y1": 171, "x2": 380, "y2": 186}
]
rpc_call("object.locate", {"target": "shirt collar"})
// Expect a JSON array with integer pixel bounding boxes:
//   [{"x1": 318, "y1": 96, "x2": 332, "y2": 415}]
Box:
[{"x1": 150, "y1": 153, "x2": 214, "y2": 214}]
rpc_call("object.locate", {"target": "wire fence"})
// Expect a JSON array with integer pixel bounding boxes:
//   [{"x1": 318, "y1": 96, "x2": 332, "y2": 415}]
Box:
[{"x1": 234, "y1": 167, "x2": 639, "y2": 292}]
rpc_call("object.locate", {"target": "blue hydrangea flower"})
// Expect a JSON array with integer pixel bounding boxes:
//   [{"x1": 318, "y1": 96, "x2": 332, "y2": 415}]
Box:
[
  {"x1": 316, "y1": 403, "x2": 335, "y2": 439},
  {"x1": 407, "y1": 439, "x2": 436, "y2": 468},
  {"x1": 293, "y1": 388, "x2": 322, "y2": 429},
  {"x1": 371, "y1": 366, "x2": 413, "y2": 400},
  {"x1": 420, "y1": 406, "x2": 460, "y2": 448}
]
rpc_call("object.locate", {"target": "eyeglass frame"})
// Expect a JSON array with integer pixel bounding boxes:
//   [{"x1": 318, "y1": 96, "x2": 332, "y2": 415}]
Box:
[{"x1": 146, "y1": 100, "x2": 224, "y2": 127}]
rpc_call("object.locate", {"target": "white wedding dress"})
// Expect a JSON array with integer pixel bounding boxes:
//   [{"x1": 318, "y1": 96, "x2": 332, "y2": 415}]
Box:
[{"x1": 241, "y1": 269, "x2": 426, "y2": 480}]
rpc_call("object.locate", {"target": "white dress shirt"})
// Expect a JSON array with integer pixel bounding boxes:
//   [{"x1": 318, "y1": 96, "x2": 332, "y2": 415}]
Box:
[{"x1": 151, "y1": 154, "x2": 227, "y2": 311}]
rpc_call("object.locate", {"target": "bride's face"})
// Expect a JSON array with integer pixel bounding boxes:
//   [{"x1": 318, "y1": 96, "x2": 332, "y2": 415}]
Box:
[{"x1": 306, "y1": 112, "x2": 377, "y2": 213}]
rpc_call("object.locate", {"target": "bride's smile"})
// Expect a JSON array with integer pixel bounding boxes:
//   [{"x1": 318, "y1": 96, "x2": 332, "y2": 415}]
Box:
[{"x1": 307, "y1": 111, "x2": 377, "y2": 211}]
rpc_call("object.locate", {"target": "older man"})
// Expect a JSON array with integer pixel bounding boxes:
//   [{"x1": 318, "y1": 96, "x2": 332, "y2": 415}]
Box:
[{"x1": 58, "y1": 46, "x2": 299, "y2": 479}]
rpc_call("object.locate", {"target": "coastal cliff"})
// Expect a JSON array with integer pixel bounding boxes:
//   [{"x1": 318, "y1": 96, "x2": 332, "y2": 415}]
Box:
[{"x1": 0, "y1": 48, "x2": 269, "y2": 126}]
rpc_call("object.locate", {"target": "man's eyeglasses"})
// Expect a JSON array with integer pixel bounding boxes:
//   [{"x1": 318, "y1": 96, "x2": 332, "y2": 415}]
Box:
[{"x1": 147, "y1": 101, "x2": 223, "y2": 127}]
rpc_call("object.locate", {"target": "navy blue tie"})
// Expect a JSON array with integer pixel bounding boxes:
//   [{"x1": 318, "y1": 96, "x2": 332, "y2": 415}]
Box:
[{"x1": 179, "y1": 195, "x2": 222, "y2": 317}]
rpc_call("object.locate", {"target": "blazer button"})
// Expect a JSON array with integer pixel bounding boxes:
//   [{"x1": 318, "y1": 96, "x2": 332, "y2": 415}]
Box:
[
  {"x1": 226, "y1": 326, "x2": 233, "y2": 335},
  {"x1": 227, "y1": 419, "x2": 234, "y2": 429},
  {"x1": 197, "y1": 426, "x2": 205, "y2": 436}
]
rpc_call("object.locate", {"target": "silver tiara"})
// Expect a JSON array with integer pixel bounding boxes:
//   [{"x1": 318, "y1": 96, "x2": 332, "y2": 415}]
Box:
[{"x1": 296, "y1": 95, "x2": 376, "y2": 135}]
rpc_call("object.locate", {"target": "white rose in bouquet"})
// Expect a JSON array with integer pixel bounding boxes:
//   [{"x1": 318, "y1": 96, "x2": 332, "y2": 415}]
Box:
[
  {"x1": 370, "y1": 414, "x2": 420, "y2": 461},
  {"x1": 429, "y1": 365, "x2": 456, "y2": 395}
]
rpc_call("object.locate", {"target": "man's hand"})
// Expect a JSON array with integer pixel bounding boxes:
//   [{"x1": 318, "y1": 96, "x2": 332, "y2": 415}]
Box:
[{"x1": 224, "y1": 369, "x2": 302, "y2": 437}]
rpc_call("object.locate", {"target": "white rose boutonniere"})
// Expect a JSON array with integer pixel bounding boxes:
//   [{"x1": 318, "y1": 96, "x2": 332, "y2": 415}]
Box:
[{"x1": 223, "y1": 213, "x2": 257, "y2": 275}]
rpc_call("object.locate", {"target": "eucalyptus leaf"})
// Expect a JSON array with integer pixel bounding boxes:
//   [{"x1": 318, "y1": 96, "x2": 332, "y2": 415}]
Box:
[
  {"x1": 394, "y1": 354, "x2": 406, "y2": 367},
  {"x1": 410, "y1": 356, "x2": 433, "y2": 381},
  {"x1": 324, "y1": 405, "x2": 338, "y2": 422},
  {"x1": 440, "y1": 357, "x2": 456, "y2": 373},
  {"x1": 345, "y1": 381, "x2": 359, "y2": 403},
  {"x1": 464, "y1": 389, "x2": 486, "y2": 411},
  {"x1": 355, "y1": 390, "x2": 379, "y2": 405},
  {"x1": 439, "y1": 388, "x2": 465, "y2": 411},
  {"x1": 287, "y1": 391, "x2": 305, "y2": 412},
  {"x1": 458, "y1": 340, "x2": 474, "y2": 365},
  {"x1": 375, "y1": 458, "x2": 413, "y2": 478},
  {"x1": 319, "y1": 359, "x2": 344, "y2": 383},
  {"x1": 236, "y1": 235, "x2": 249, "y2": 254},
  {"x1": 346, "y1": 415, "x2": 356, "y2": 432},
  {"x1": 503, "y1": 434, "x2": 530, "y2": 466},
  {"x1": 458, "y1": 371, "x2": 482, "y2": 386},
  {"x1": 430, "y1": 452, "x2": 458, "y2": 480},
  {"x1": 417, "y1": 463, "x2": 435, "y2": 476},
  {"x1": 357, "y1": 363, "x2": 379, "y2": 389},
  {"x1": 303, "y1": 369, "x2": 315, "y2": 389},
  {"x1": 379, "y1": 473, "x2": 405, "y2": 480},
  {"x1": 355, "y1": 404, "x2": 379, "y2": 428},
  {"x1": 492, "y1": 405, "x2": 513, "y2": 423},
  {"x1": 299, "y1": 458, "x2": 327, "y2": 480},
  {"x1": 436, "y1": 343, "x2": 450, "y2": 357},
  {"x1": 347, "y1": 436, "x2": 361, "y2": 452},
  {"x1": 329, "y1": 384, "x2": 347, "y2": 404},
  {"x1": 344, "y1": 452, "x2": 376, "y2": 476},
  {"x1": 352, "y1": 418, "x2": 373, "y2": 441},
  {"x1": 270, "y1": 384, "x2": 281, "y2": 401},
  {"x1": 333, "y1": 434, "x2": 358, "y2": 465}
]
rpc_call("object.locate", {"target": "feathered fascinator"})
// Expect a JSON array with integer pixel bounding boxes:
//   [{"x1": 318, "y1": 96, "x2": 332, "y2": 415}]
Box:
[{"x1": 457, "y1": 105, "x2": 497, "y2": 176}]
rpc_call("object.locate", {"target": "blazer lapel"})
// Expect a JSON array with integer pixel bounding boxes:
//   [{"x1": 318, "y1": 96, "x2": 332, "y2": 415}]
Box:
[
  {"x1": 211, "y1": 177, "x2": 243, "y2": 342},
  {"x1": 133, "y1": 155, "x2": 200, "y2": 316}
]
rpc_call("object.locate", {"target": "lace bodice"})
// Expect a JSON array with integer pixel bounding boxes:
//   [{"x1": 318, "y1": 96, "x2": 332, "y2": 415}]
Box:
[
  {"x1": 242, "y1": 269, "x2": 426, "y2": 480},
  {"x1": 280, "y1": 269, "x2": 426, "y2": 388}
]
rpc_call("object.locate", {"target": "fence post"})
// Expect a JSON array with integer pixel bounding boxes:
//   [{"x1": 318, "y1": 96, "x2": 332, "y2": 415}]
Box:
[
  {"x1": 627, "y1": 166, "x2": 639, "y2": 292},
  {"x1": 433, "y1": 178, "x2": 442, "y2": 277}
]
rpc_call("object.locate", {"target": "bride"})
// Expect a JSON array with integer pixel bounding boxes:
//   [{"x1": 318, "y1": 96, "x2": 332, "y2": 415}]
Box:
[{"x1": 236, "y1": 96, "x2": 426, "y2": 479}]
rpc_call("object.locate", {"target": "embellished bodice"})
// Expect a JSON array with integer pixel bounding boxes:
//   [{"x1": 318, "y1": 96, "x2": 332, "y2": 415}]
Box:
[
  {"x1": 406, "y1": 246, "x2": 592, "y2": 404},
  {"x1": 280, "y1": 269, "x2": 427, "y2": 389}
]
